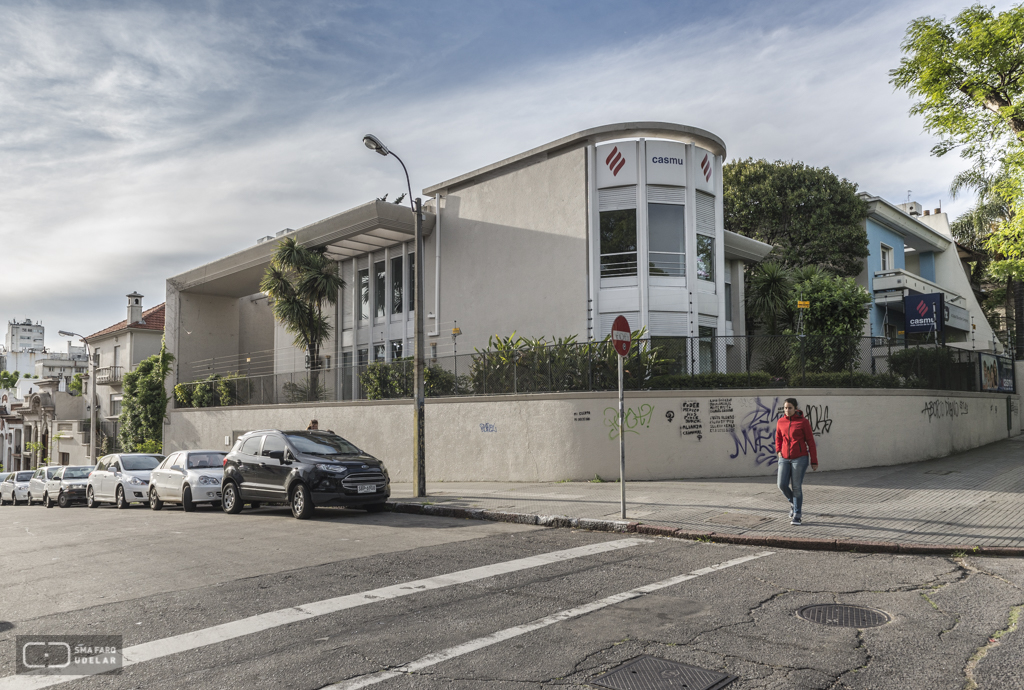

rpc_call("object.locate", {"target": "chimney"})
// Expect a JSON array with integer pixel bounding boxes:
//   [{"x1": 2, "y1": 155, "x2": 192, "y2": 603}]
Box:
[
  {"x1": 934, "y1": 208, "x2": 941, "y2": 215},
  {"x1": 127, "y1": 292, "x2": 144, "y2": 324},
  {"x1": 923, "y1": 209, "x2": 930, "y2": 216}
]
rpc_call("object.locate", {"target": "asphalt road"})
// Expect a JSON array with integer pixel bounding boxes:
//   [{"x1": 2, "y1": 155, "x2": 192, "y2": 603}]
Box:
[{"x1": 1, "y1": 501, "x2": 1022, "y2": 689}]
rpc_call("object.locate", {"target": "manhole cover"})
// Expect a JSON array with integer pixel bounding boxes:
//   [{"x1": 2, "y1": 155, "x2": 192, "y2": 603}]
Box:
[
  {"x1": 592, "y1": 655, "x2": 737, "y2": 690},
  {"x1": 705, "y1": 513, "x2": 771, "y2": 528},
  {"x1": 796, "y1": 604, "x2": 891, "y2": 628}
]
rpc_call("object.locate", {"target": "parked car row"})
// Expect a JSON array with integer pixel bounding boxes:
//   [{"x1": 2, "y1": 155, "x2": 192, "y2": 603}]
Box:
[{"x1": 0, "y1": 429, "x2": 391, "y2": 520}]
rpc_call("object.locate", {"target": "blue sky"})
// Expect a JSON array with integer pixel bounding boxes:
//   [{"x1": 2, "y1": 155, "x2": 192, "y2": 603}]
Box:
[{"x1": 0, "y1": 0, "x2": 1007, "y2": 349}]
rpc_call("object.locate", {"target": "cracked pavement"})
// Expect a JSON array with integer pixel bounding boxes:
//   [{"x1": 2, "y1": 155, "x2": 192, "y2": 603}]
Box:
[{"x1": 1, "y1": 503, "x2": 1023, "y2": 688}]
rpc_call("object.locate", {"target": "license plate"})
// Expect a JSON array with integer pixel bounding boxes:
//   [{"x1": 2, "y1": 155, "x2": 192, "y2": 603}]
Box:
[{"x1": 357, "y1": 484, "x2": 376, "y2": 494}]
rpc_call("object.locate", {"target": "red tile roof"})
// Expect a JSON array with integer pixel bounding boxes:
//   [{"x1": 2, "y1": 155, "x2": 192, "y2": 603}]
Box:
[{"x1": 85, "y1": 303, "x2": 165, "y2": 341}]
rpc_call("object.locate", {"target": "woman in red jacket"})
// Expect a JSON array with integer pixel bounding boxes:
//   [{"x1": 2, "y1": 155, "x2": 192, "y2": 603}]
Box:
[{"x1": 776, "y1": 397, "x2": 818, "y2": 526}]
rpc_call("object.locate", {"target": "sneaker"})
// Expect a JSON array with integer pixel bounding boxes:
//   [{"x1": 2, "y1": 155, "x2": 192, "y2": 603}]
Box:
[
  {"x1": 791, "y1": 515, "x2": 802, "y2": 526},
  {"x1": 789, "y1": 507, "x2": 795, "y2": 519}
]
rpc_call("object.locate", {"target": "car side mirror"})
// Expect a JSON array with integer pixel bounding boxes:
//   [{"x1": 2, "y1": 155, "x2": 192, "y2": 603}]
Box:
[{"x1": 268, "y1": 450, "x2": 284, "y2": 461}]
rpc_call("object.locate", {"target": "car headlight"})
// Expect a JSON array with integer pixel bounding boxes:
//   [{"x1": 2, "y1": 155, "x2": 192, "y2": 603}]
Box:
[
  {"x1": 127, "y1": 476, "x2": 146, "y2": 486},
  {"x1": 315, "y1": 464, "x2": 346, "y2": 473},
  {"x1": 197, "y1": 475, "x2": 219, "y2": 486}
]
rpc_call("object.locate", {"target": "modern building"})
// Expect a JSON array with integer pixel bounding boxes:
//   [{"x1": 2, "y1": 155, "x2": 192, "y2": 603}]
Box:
[
  {"x1": 166, "y1": 122, "x2": 772, "y2": 392},
  {"x1": 6, "y1": 318, "x2": 44, "y2": 352},
  {"x1": 857, "y1": 196, "x2": 999, "y2": 350},
  {"x1": 83, "y1": 293, "x2": 166, "y2": 430}
]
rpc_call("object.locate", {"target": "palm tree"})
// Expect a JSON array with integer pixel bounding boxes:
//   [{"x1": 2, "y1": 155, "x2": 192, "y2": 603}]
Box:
[
  {"x1": 746, "y1": 261, "x2": 795, "y2": 335},
  {"x1": 260, "y1": 237, "x2": 344, "y2": 400}
]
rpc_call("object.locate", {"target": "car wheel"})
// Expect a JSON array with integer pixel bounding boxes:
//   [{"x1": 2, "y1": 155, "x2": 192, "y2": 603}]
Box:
[
  {"x1": 290, "y1": 483, "x2": 314, "y2": 520},
  {"x1": 0, "y1": 494, "x2": 6, "y2": 506},
  {"x1": 87, "y1": 487, "x2": 99, "y2": 508},
  {"x1": 182, "y1": 486, "x2": 195, "y2": 512},
  {"x1": 115, "y1": 486, "x2": 129, "y2": 509},
  {"x1": 222, "y1": 482, "x2": 243, "y2": 514},
  {"x1": 58, "y1": 491, "x2": 71, "y2": 509},
  {"x1": 26, "y1": 493, "x2": 34, "y2": 506},
  {"x1": 149, "y1": 487, "x2": 163, "y2": 511},
  {"x1": 362, "y1": 503, "x2": 387, "y2": 513}
]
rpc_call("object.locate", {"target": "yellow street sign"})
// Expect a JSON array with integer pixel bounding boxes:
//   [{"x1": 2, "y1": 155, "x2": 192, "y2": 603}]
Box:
[{"x1": 797, "y1": 301, "x2": 810, "y2": 309}]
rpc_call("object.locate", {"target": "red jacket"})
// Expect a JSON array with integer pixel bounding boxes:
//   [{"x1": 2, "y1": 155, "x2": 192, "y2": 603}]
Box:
[{"x1": 776, "y1": 410, "x2": 818, "y2": 466}]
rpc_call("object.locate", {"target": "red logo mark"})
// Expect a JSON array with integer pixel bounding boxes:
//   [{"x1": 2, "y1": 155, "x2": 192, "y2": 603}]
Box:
[
  {"x1": 605, "y1": 146, "x2": 626, "y2": 177},
  {"x1": 700, "y1": 154, "x2": 712, "y2": 182},
  {"x1": 915, "y1": 301, "x2": 929, "y2": 317}
]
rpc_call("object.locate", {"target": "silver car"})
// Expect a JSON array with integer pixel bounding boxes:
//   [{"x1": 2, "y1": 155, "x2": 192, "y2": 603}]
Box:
[
  {"x1": 149, "y1": 450, "x2": 226, "y2": 511},
  {"x1": 1, "y1": 471, "x2": 34, "y2": 505},
  {"x1": 27, "y1": 465, "x2": 63, "y2": 505},
  {"x1": 43, "y1": 465, "x2": 95, "y2": 508},
  {"x1": 87, "y1": 453, "x2": 164, "y2": 509}
]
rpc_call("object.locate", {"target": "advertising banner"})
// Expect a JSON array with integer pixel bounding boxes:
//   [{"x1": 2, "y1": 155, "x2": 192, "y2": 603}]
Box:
[
  {"x1": 980, "y1": 353, "x2": 1000, "y2": 392},
  {"x1": 998, "y1": 357, "x2": 1015, "y2": 393},
  {"x1": 904, "y1": 293, "x2": 944, "y2": 334}
]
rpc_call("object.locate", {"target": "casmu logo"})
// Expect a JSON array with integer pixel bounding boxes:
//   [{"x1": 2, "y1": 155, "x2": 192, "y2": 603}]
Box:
[
  {"x1": 651, "y1": 156, "x2": 684, "y2": 166},
  {"x1": 915, "y1": 301, "x2": 929, "y2": 317},
  {"x1": 605, "y1": 146, "x2": 626, "y2": 176},
  {"x1": 700, "y1": 154, "x2": 712, "y2": 182}
]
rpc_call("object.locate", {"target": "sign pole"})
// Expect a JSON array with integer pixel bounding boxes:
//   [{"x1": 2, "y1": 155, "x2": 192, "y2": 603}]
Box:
[{"x1": 618, "y1": 353, "x2": 625, "y2": 519}]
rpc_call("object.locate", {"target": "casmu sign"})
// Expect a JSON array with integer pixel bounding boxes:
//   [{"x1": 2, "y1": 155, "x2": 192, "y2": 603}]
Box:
[{"x1": 646, "y1": 141, "x2": 687, "y2": 187}]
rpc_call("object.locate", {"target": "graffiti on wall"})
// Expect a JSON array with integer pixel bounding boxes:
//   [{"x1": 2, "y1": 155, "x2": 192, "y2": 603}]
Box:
[
  {"x1": 728, "y1": 397, "x2": 782, "y2": 466},
  {"x1": 804, "y1": 404, "x2": 833, "y2": 437},
  {"x1": 603, "y1": 404, "x2": 654, "y2": 440},
  {"x1": 709, "y1": 398, "x2": 735, "y2": 434},
  {"x1": 679, "y1": 400, "x2": 702, "y2": 440},
  {"x1": 921, "y1": 399, "x2": 969, "y2": 423}
]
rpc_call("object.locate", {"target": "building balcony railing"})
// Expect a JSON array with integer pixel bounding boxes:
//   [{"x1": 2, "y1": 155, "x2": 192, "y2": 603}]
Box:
[
  {"x1": 95, "y1": 366, "x2": 123, "y2": 385},
  {"x1": 873, "y1": 269, "x2": 965, "y2": 307}
]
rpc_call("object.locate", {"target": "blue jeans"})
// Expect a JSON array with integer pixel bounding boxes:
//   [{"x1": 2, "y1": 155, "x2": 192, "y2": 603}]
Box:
[{"x1": 777, "y1": 455, "x2": 809, "y2": 517}]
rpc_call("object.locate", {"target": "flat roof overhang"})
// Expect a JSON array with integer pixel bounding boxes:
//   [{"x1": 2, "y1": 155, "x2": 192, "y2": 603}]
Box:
[
  {"x1": 723, "y1": 230, "x2": 773, "y2": 263},
  {"x1": 168, "y1": 200, "x2": 435, "y2": 298},
  {"x1": 424, "y1": 121, "x2": 727, "y2": 197},
  {"x1": 860, "y1": 195, "x2": 951, "y2": 253}
]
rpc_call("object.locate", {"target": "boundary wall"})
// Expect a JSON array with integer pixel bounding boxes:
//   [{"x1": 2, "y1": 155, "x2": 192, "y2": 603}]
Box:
[{"x1": 165, "y1": 388, "x2": 1022, "y2": 483}]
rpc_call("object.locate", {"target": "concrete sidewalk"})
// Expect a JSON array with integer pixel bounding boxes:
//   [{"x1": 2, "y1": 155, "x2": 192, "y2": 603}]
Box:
[{"x1": 389, "y1": 434, "x2": 1024, "y2": 554}]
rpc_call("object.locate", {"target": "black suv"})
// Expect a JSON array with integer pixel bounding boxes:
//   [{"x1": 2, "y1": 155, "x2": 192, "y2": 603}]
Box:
[{"x1": 222, "y1": 429, "x2": 390, "y2": 519}]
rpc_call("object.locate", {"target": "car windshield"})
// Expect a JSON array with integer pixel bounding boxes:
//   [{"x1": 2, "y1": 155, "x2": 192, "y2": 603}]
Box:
[
  {"x1": 285, "y1": 433, "x2": 362, "y2": 456},
  {"x1": 187, "y1": 453, "x2": 226, "y2": 469},
  {"x1": 121, "y1": 456, "x2": 162, "y2": 471},
  {"x1": 16, "y1": 472, "x2": 33, "y2": 481},
  {"x1": 46, "y1": 467, "x2": 61, "y2": 478},
  {"x1": 63, "y1": 468, "x2": 92, "y2": 479}
]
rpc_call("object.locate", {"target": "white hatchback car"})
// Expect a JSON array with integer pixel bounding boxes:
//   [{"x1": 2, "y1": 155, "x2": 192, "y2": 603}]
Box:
[
  {"x1": 43, "y1": 465, "x2": 95, "y2": 508},
  {"x1": 86, "y1": 453, "x2": 164, "y2": 509},
  {"x1": 149, "y1": 450, "x2": 226, "y2": 511},
  {"x1": 27, "y1": 465, "x2": 63, "y2": 505},
  {"x1": 0, "y1": 471, "x2": 34, "y2": 505}
]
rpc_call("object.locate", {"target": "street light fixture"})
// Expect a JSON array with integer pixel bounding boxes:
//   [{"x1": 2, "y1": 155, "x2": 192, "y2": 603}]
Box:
[
  {"x1": 362, "y1": 133, "x2": 426, "y2": 497},
  {"x1": 59, "y1": 330, "x2": 96, "y2": 465}
]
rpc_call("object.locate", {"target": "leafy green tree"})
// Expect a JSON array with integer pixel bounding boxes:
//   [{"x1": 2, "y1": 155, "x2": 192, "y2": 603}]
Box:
[
  {"x1": 260, "y1": 237, "x2": 344, "y2": 400},
  {"x1": 788, "y1": 270, "x2": 872, "y2": 374},
  {"x1": 118, "y1": 341, "x2": 174, "y2": 452},
  {"x1": 0, "y1": 370, "x2": 20, "y2": 389},
  {"x1": 68, "y1": 373, "x2": 84, "y2": 395},
  {"x1": 745, "y1": 261, "x2": 795, "y2": 335},
  {"x1": 723, "y1": 159, "x2": 869, "y2": 277}
]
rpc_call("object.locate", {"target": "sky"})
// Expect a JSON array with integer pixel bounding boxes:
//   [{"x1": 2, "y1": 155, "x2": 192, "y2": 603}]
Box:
[{"x1": 0, "y1": 0, "x2": 1010, "y2": 350}]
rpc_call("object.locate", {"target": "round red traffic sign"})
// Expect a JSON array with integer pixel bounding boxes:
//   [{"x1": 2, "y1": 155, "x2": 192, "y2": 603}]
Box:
[{"x1": 611, "y1": 315, "x2": 631, "y2": 357}]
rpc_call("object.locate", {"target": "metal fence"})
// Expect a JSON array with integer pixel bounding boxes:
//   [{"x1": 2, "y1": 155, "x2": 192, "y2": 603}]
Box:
[{"x1": 172, "y1": 336, "x2": 1016, "y2": 408}]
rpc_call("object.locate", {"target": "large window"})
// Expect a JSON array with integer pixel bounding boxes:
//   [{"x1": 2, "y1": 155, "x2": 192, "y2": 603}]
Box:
[
  {"x1": 374, "y1": 344, "x2": 386, "y2": 362},
  {"x1": 358, "y1": 269, "x2": 369, "y2": 321},
  {"x1": 697, "y1": 236, "x2": 715, "y2": 282},
  {"x1": 391, "y1": 255, "x2": 404, "y2": 314},
  {"x1": 391, "y1": 340, "x2": 404, "y2": 360},
  {"x1": 600, "y1": 209, "x2": 637, "y2": 278},
  {"x1": 374, "y1": 261, "x2": 386, "y2": 319},
  {"x1": 647, "y1": 203, "x2": 685, "y2": 277},
  {"x1": 880, "y1": 243, "x2": 894, "y2": 271}
]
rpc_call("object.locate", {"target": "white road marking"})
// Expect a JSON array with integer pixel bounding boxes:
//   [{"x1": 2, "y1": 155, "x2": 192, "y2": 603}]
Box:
[
  {"x1": 325, "y1": 551, "x2": 774, "y2": 690},
  {"x1": 0, "y1": 538, "x2": 649, "y2": 690}
]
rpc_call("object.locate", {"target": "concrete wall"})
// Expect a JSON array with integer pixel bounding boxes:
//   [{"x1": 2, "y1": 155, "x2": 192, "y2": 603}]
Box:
[
  {"x1": 238, "y1": 294, "x2": 275, "y2": 373},
  {"x1": 173, "y1": 293, "x2": 240, "y2": 381},
  {"x1": 166, "y1": 388, "x2": 1021, "y2": 483}
]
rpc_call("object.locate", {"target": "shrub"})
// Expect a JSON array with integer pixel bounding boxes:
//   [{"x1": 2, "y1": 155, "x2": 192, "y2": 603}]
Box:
[
  {"x1": 282, "y1": 377, "x2": 328, "y2": 403},
  {"x1": 799, "y1": 371, "x2": 901, "y2": 388},
  {"x1": 174, "y1": 382, "x2": 194, "y2": 407},
  {"x1": 647, "y1": 372, "x2": 774, "y2": 390},
  {"x1": 360, "y1": 359, "x2": 471, "y2": 400}
]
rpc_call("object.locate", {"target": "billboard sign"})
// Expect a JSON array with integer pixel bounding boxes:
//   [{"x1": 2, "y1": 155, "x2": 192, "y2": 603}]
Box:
[
  {"x1": 980, "y1": 354, "x2": 1015, "y2": 393},
  {"x1": 904, "y1": 293, "x2": 944, "y2": 334}
]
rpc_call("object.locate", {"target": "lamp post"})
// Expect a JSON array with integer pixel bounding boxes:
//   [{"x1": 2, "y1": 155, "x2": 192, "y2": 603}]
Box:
[
  {"x1": 363, "y1": 134, "x2": 426, "y2": 497},
  {"x1": 59, "y1": 330, "x2": 95, "y2": 464}
]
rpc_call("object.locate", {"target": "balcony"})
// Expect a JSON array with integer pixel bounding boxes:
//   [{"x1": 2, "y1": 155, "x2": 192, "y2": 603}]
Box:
[
  {"x1": 873, "y1": 269, "x2": 965, "y2": 307},
  {"x1": 95, "y1": 366, "x2": 123, "y2": 385}
]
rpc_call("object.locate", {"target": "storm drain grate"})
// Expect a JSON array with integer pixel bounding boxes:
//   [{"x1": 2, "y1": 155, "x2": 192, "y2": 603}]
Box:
[
  {"x1": 591, "y1": 655, "x2": 738, "y2": 690},
  {"x1": 796, "y1": 604, "x2": 891, "y2": 628}
]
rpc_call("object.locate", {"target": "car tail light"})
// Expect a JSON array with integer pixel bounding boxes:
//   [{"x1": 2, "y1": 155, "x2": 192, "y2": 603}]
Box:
[{"x1": 223, "y1": 456, "x2": 228, "y2": 466}]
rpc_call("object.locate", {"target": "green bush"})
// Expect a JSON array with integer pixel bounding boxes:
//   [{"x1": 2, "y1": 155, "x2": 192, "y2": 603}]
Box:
[
  {"x1": 174, "y1": 382, "x2": 194, "y2": 407},
  {"x1": 885, "y1": 346, "x2": 973, "y2": 390},
  {"x1": 361, "y1": 359, "x2": 471, "y2": 400},
  {"x1": 282, "y1": 377, "x2": 328, "y2": 403},
  {"x1": 799, "y1": 371, "x2": 901, "y2": 388},
  {"x1": 647, "y1": 372, "x2": 774, "y2": 390}
]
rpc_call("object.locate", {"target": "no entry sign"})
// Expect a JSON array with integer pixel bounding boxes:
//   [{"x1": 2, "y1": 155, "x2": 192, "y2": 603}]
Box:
[{"x1": 611, "y1": 315, "x2": 631, "y2": 357}]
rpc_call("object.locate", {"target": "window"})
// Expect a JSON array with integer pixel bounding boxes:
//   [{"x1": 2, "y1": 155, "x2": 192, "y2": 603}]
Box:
[
  {"x1": 240, "y1": 436, "x2": 262, "y2": 456},
  {"x1": 357, "y1": 348, "x2": 368, "y2": 366},
  {"x1": 647, "y1": 203, "x2": 685, "y2": 277},
  {"x1": 408, "y1": 253, "x2": 415, "y2": 309},
  {"x1": 170, "y1": 454, "x2": 184, "y2": 469},
  {"x1": 698, "y1": 326, "x2": 717, "y2": 373},
  {"x1": 724, "y1": 283, "x2": 733, "y2": 322},
  {"x1": 374, "y1": 261, "x2": 386, "y2": 318},
  {"x1": 113, "y1": 345, "x2": 120, "y2": 367},
  {"x1": 697, "y1": 236, "x2": 715, "y2": 282},
  {"x1": 260, "y1": 436, "x2": 286, "y2": 459},
  {"x1": 59, "y1": 452, "x2": 69, "y2": 465},
  {"x1": 391, "y1": 340, "x2": 404, "y2": 360},
  {"x1": 880, "y1": 243, "x2": 894, "y2": 272},
  {"x1": 391, "y1": 255, "x2": 404, "y2": 314},
  {"x1": 358, "y1": 269, "x2": 369, "y2": 321},
  {"x1": 110, "y1": 395, "x2": 122, "y2": 417},
  {"x1": 374, "y1": 344, "x2": 386, "y2": 362},
  {"x1": 600, "y1": 209, "x2": 637, "y2": 278}
]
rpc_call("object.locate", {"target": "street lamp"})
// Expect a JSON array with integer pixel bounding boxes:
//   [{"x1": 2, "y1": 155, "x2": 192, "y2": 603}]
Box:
[
  {"x1": 59, "y1": 330, "x2": 96, "y2": 465},
  {"x1": 363, "y1": 133, "x2": 426, "y2": 497}
]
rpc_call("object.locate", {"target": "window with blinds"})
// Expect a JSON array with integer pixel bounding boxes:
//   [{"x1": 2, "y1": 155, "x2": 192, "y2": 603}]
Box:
[{"x1": 695, "y1": 191, "x2": 715, "y2": 236}]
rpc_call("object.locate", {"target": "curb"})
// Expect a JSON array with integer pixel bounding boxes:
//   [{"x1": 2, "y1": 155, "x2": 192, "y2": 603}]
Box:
[{"x1": 384, "y1": 501, "x2": 1024, "y2": 557}]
